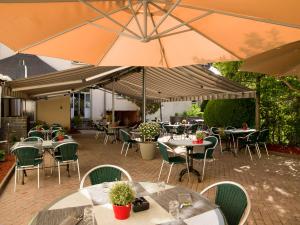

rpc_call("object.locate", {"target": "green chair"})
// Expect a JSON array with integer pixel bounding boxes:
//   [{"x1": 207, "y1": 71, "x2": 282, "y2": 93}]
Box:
[
  {"x1": 257, "y1": 129, "x2": 269, "y2": 158},
  {"x1": 23, "y1": 137, "x2": 43, "y2": 142},
  {"x1": 95, "y1": 124, "x2": 106, "y2": 140},
  {"x1": 210, "y1": 127, "x2": 223, "y2": 152},
  {"x1": 28, "y1": 130, "x2": 44, "y2": 140},
  {"x1": 13, "y1": 146, "x2": 43, "y2": 191},
  {"x1": 157, "y1": 142, "x2": 189, "y2": 183},
  {"x1": 51, "y1": 129, "x2": 60, "y2": 139},
  {"x1": 238, "y1": 131, "x2": 261, "y2": 160},
  {"x1": 53, "y1": 142, "x2": 80, "y2": 184},
  {"x1": 191, "y1": 136, "x2": 218, "y2": 181},
  {"x1": 79, "y1": 164, "x2": 132, "y2": 188},
  {"x1": 187, "y1": 124, "x2": 198, "y2": 134},
  {"x1": 103, "y1": 126, "x2": 116, "y2": 144},
  {"x1": 176, "y1": 125, "x2": 185, "y2": 137},
  {"x1": 120, "y1": 129, "x2": 137, "y2": 156},
  {"x1": 200, "y1": 181, "x2": 251, "y2": 225}
]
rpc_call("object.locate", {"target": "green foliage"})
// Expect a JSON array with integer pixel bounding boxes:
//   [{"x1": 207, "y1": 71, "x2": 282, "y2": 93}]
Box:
[
  {"x1": 0, "y1": 150, "x2": 5, "y2": 161},
  {"x1": 109, "y1": 182, "x2": 135, "y2": 206},
  {"x1": 56, "y1": 130, "x2": 65, "y2": 137},
  {"x1": 204, "y1": 99, "x2": 255, "y2": 128},
  {"x1": 196, "y1": 131, "x2": 205, "y2": 139},
  {"x1": 72, "y1": 116, "x2": 82, "y2": 127},
  {"x1": 186, "y1": 104, "x2": 202, "y2": 117},
  {"x1": 214, "y1": 61, "x2": 300, "y2": 145},
  {"x1": 135, "y1": 102, "x2": 160, "y2": 115},
  {"x1": 200, "y1": 100, "x2": 208, "y2": 112},
  {"x1": 138, "y1": 122, "x2": 160, "y2": 141}
]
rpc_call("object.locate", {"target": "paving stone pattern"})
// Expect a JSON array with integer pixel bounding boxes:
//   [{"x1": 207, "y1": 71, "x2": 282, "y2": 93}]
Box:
[{"x1": 0, "y1": 131, "x2": 299, "y2": 225}]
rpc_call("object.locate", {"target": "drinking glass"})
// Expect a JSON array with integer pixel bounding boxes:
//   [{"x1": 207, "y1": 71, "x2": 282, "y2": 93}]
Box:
[{"x1": 169, "y1": 200, "x2": 180, "y2": 219}]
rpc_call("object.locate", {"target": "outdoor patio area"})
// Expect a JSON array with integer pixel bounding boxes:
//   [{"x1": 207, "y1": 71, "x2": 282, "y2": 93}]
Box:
[{"x1": 0, "y1": 131, "x2": 299, "y2": 225}]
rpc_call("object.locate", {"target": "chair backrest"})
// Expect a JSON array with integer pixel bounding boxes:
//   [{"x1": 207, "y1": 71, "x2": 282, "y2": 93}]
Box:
[
  {"x1": 226, "y1": 126, "x2": 236, "y2": 130},
  {"x1": 120, "y1": 129, "x2": 131, "y2": 142},
  {"x1": 96, "y1": 124, "x2": 105, "y2": 131},
  {"x1": 157, "y1": 142, "x2": 172, "y2": 163},
  {"x1": 24, "y1": 137, "x2": 43, "y2": 142},
  {"x1": 204, "y1": 136, "x2": 218, "y2": 158},
  {"x1": 28, "y1": 130, "x2": 44, "y2": 139},
  {"x1": 257, "y1": 129, "x2": 269, "y2": 143},
  {"x1": 247, "y1": 131, "x2": 260, "y2": 143},
  {"x1": 51, "y1": 130, "x2": 60, "y2": 138},
  {"x1": 200, "y1": 181, "x2": 251, "y2": 225},
  {"x1": 189, "y1": 124, "x2": 198, "y2": 133},
  {"x1": 176, "y1": 125, "x2": 185, "y2": 135},
  {"x1": 210, "y1": 127, "x2": 219, "y2": 135},
  {"x1": 14, "y1": 146, "x2": 41, "y2": 167},
  {"x1": 79, "y1": 164, "x2": 132, "y2": 188},
  {"x1": 163, "y1": 125, "x2": 172, "y2": 133},
  {"x1": 54, "y1": 142, "x2": 78, "y2": 161}
]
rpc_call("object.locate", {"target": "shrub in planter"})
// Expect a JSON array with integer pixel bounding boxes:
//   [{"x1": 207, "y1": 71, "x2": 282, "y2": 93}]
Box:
[
  {"x1": 56, "y1": 130, "x2": 65, "y2": 141},
  {"x1": 109, "y1": 182, "x2": 135, "y2": 220},
  {"x1": 195, "y1": 131, "x2": 205, "y2": 143},
  {"x1": 138, "y1": 122, "x2": 161, "y2": 160}
]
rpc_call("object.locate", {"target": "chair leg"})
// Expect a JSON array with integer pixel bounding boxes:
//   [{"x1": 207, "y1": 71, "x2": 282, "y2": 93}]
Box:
[
  {"x1": 14, "y1": 167, "x2": 17, "y2": 192},
  {"x1": 166, "y1": 163, "x2": 174, "y2": 183},
  {"x1": 158, "y1": 161, "x2": 164, "y2": 181},
  {"x1": 125, "y1": 143, "x2": 130, "y2": 157},
  {"x1": 37, "y1": 164, "x2": 40, "y2": 189},
  {"x1": 246, "y1": 145, "x2": 253, "y2": 161},
  {"x1": 121, "y1": 142, "x2": 125, "y2": 154},
  {"x1": 104, "y1": 135, "x2": 108, "y2": 144},
  {"x1": 255, "y1": 143, "x2": 261, "y2": 159},
  {"x1": 201, "y1": 159, "x2": 206, "y2": 181},
  {"x1": 185, "y1": 156, "x2": 190, "y2": 181},
  {"x1": 219, "y1": 136, "x2": 223, "y2": 153},
  {"x1": 76, "y1": 159, "x2": 81, "y2": 182},
  {"x1": 58, "y1": 161, "x2": 61, "y2": 184},
  {"x1": 263, "y1": 143, "x2": 269, "y2": 158}
]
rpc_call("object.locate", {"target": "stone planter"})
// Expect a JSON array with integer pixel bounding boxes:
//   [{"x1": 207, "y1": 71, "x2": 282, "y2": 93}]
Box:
[{"x1": 139, "y1": 142, "x2": 156, "y2": 160}]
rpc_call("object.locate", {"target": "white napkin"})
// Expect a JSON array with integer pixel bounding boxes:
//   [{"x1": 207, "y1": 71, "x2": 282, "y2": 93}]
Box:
[
  {"x1": 183, "y1": 209, "x2": 225, "y2": 225},
  {"x1": 80, "y1": 183, "x2": 111, "y2": 205}
]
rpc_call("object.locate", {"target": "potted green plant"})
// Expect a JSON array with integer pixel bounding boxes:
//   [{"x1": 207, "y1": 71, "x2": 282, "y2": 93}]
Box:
[
  {"x1": 138, "y1": 122, "x2": 160, "y2": 160},
  {"x1": 196, "y1": 130, "x2": 205, "y2": 143},
  {"x1": 56, "y1": 130, "x2": 65, "y2": 141},
  {"x1": 109, "y1": 182, "x2": 135, "y2": 220},
  {"x1": 35, "y1": 124, "x2": 43, "y2": 131},
  {"x1": 0, "y1": 150, "x2": 5, "y2": 162}
]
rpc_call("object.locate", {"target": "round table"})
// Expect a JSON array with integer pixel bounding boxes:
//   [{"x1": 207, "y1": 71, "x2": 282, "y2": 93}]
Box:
[{"x1": 29, "y1": 182, "x2": 226, "y2": 225}]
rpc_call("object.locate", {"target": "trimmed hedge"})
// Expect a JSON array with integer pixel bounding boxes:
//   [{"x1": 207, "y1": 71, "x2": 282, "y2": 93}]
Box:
[{"x1": 204, "y1": 99, "x2": 255, "y2": 128}]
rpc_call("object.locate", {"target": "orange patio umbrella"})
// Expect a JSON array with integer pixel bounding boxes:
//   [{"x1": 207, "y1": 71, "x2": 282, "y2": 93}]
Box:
[
  {"x1": 240, "y1": 40, "x2": 300, "y2": 78},
  {"x1": 1, "y1": 0, "x2": 300, "y2": 67}
]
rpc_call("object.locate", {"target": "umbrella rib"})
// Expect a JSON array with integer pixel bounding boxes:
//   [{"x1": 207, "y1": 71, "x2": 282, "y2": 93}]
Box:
[
  {"x1": 79, "y1": 0, "x2": 142, "y2": 39},
  {"x1": 176, "y1": 4, "x2": 300, "y2": 30},
  {"x1": 148, "y1": 0, "x2": 181, "y2": 38},
  {"x1": 150, "y1": 2, "x2": 242, "y2": 60},
  {"x1": 148, "y1": 5, "x2": 169, "y2": 67},
  {"x1": 95, "y1": 12, "x2": 136, "y2": 65},
  {"x1": 128, "y1": 0, "x2": 144, "y2": 38}
]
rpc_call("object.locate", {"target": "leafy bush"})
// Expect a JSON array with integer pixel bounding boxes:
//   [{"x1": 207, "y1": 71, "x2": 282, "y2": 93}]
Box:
[
  {"x1": 186, "y1": 104, "x2": 202, "y2": 117},
  {"x1": 109, "y1": 182, "x2": 135, "y2": 206},
  {"x1": 138, "y1": 122, "x2": 160, "y2": 141},
  {"x1": 0, "y1": 150, "x2": 5, "y2": 161},
  {"x1": 204, "y1": 99, "x2": 255, "y2": 128}
]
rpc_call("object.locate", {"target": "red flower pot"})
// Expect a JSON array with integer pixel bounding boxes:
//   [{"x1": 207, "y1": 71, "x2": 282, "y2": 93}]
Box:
[
  {"x1": 197, "y1": 139, "x2": 203, "y2": 144},
  {"x1": 113, "y1": 204, "x2": 131, "y2": 220},
  {"x1": 57, "y1": 136, "x2": 64, "y2": 141}
]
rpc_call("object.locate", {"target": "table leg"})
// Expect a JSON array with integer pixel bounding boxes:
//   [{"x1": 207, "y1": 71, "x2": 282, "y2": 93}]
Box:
[{"x1": 179, "y1": 147, "x2": 201, "y2": 182}]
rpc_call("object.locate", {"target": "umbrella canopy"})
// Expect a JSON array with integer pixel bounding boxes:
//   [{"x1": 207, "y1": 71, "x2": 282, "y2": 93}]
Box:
[
  {"x1": 240, "y1": 40, "x2": 300, "y2": 78},
  {"x1": 1, "y1": 1, "x2": 300, "y2": 67}
]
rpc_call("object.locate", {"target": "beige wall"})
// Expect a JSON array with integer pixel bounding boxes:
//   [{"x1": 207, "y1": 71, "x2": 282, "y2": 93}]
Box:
[{"x1": 36, "y1": 96, "x2": 70, "y2": 129}]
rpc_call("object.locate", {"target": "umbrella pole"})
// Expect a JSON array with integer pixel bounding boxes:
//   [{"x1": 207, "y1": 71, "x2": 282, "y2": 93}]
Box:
[
  {"x1": 112, "y1": 79, "x2": 115, "y2": 124},
  {"x1": 142, "y1": 67, "x2": 146, "y2": 122}
]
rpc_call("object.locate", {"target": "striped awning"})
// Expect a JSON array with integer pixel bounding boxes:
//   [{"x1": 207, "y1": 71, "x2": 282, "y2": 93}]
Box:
[
  {"x1": 6, "y1": 64, "x2": 255, "y2": 101},
  {"x1": 103, "y1": 65, "x2": 255, "y2": 102}
]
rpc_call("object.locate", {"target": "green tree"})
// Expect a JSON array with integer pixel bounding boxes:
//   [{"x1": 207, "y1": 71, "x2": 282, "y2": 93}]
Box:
[{"x1": 214, "y1": 62, "x2": 300, "y2": 145}]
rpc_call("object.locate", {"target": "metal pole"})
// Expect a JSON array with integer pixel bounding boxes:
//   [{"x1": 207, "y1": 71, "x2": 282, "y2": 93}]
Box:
[
  {"x1": 112, "y1": 79, "x2": 115, "y2": 124},
  {"x1": 142, "y1": 68, "x2": 146, "y2": 122},
  {"x1": 160, "y1": 102, "x2": 162, "y2": 122}
]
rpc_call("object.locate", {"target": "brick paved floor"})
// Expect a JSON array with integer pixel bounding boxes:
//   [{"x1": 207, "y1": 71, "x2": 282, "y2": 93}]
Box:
[{"x1": 0, "y1": 131, "x2": 299, "y2": 225}]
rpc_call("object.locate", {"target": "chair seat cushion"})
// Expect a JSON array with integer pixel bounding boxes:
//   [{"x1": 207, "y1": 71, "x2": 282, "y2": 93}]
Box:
[{"x1": 168, "y1": 156, "x2": 186, "y2": 164}]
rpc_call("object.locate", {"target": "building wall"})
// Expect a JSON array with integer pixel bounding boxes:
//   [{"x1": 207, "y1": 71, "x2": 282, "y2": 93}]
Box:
[
  {"x1": 0, "y1": 117, "x2": 27, "y2": 142},
  {"x1": 147, "y1": 101, "x2": 192, "y2": 122},
  {"x1": 91, "y1": 89, "x2": 139, "y2": 121},
  {"x1": 36, "y1": 96, "x2": 70, "y2": 129}
]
